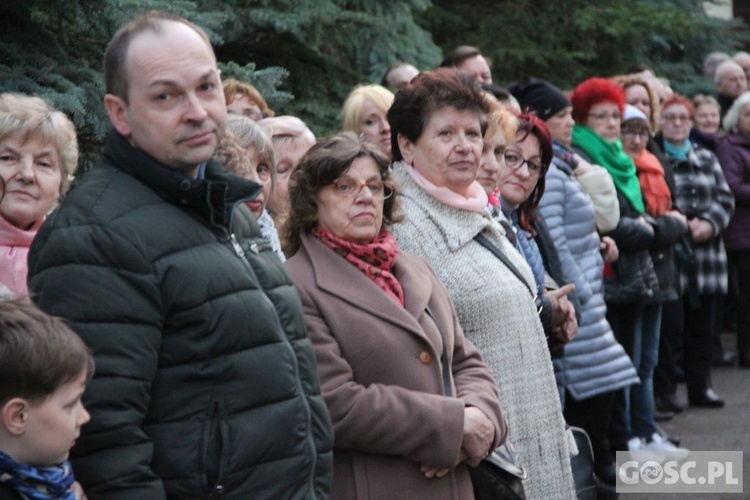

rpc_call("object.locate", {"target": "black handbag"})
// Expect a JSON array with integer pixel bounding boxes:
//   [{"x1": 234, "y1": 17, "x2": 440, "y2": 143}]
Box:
[
  {"x1": 569, "y1": 426, "x2": 596, "y2": 500},
  {"x1": 437, "y1": 288, "x2": 528, "y2": 500},
  {"x1": 469, "y1": 441, "x2": 527, "y2": 500}
]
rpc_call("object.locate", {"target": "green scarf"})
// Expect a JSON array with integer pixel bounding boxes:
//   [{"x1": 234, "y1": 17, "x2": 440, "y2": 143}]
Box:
[{"x1": 572, "y1": 124, "x2": 645, "y2": 214}]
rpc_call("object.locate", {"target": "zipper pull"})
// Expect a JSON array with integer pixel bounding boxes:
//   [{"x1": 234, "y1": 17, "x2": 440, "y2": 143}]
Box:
[{"x1": 229, "y1": 233, "x2": 245, "y2": 258}]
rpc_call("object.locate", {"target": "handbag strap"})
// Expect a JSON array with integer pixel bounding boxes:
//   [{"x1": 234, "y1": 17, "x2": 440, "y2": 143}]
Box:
[{"x1": 474, "y1": 233, "x2": 539, "y2": 309}]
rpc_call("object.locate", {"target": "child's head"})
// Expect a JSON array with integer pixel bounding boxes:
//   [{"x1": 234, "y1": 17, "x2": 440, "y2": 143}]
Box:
[{"x1": 0, "y1": 300, "x2": 94, "y2": 466}]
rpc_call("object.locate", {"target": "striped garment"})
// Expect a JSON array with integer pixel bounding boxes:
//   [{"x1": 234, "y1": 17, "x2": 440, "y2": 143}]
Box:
[{"x1": 667, "y1": 145, "x2": 735, "y2": 295}]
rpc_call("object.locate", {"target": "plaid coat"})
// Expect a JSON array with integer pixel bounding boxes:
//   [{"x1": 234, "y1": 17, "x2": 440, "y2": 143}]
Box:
[{"x1": 667, "y1": 145, "x2": 735, "y2": 295}]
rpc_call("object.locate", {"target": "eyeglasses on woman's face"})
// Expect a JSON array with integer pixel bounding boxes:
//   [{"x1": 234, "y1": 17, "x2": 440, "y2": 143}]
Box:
[
  {"x1": 621, "y1": 129, "x2": 650, "y2": 139},
  {"x1": 587, "y1": 112, "x2": 621, "y2": 123},
  {"x1": 503, "y1": 149, "x2": 543, "y2": 179},
  {"x1": 331, "y1": 176, "x2": 393, "y2": 200},
  {"x1": 662, "y1": 113, "x2": 691, "y2": 123}
]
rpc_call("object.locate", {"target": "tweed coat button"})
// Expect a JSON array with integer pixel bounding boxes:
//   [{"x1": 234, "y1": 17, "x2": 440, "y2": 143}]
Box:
[{"x1": 419, "y1": 351, "x2": 432, "y2": 364}]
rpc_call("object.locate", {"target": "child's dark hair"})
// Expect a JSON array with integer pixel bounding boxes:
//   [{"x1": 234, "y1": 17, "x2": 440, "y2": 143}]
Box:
[{"x1": 0, "y1": 300, "x2": 94, "y2": 404}]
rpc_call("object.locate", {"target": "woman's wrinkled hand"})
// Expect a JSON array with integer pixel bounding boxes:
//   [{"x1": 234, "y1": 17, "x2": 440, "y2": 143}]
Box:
[
  {"x1": 551, "y1": 300, "x2": 578, "y2": 350},
  {"x1": 420, "y1": 464, "x2": 451, "y2": 478},
  {"x1": 688, "y1": 218, "x2": 714, "y2": 243},
  {"x1": 599, "y1": 236, "x2": 619, "y2": 263},
  {"x1": 668, "y1": 210, "x2": 688, "y2": 228},
  {"x1": 460, "y1": 406, "x2": 495, "y2": 467}
]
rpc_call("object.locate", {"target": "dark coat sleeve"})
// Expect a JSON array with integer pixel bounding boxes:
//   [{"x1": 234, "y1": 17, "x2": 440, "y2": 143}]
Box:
[
  {"x1": 603, "y1": 191, "x2": 655, "y2": 252},
  {"x1": 28, "y1": 217, "x2": 166, "y2": 499}
]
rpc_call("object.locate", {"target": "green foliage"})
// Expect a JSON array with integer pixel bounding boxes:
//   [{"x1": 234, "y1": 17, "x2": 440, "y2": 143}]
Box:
[
  {"x1": 1, "y1": 0, "x2": 747, "y2": 178},
  {"x1": 421, "y1": 0, "x2": 749, "y2": 94},
  {"x1": 218, "y1": 61, "x2": 294, "y2": 108}
]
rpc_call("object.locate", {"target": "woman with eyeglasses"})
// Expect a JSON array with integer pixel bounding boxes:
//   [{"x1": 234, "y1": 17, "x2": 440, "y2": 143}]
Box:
[
  {"x1": 655, "y1": 94, "x2": 735, "y2": 407},
  {"x1": 389, "y1": 69, "x2": 576, "y2": 499},
  {"x1": 494, "y1": 112, "x2": 579, "y2": 350},
  {"x1": 284, "y1": 132, "x2": 505, "y2": 499},
  {"x1": 620, "y1": 104, "x2": 690, "y2": 455},
  {"x1": 570, "y1": 77, "x2": 662, "y2": 473},
  {"x1": 512, "y1": 79, "x2": 639, "y2": 498}
]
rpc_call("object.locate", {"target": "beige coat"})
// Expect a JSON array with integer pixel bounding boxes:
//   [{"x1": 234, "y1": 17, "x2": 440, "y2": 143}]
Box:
[
  {"x1": 286, "y1": 232, "x2": 505, "y2": 499},
  {"x1": 391, "y1": 163, "x2": 577, "y2": 499}
]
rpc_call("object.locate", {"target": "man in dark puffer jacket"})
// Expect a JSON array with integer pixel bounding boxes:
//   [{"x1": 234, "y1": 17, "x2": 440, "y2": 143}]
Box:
[{"x1": 27, "y1": 11, "x2": 333, "y2": 499}]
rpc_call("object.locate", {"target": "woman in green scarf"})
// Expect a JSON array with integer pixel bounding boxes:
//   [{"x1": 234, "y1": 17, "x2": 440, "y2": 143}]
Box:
[{"x1": 570, "y1": 77, "x2": 659, "y2": 466}]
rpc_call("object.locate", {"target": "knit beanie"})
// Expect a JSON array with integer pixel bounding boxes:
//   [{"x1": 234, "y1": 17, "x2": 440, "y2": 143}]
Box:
[
  {"x1": 623, "y1": 104, "x2": 648, "y2": 124},
  {"x1": 509, "y1": 77, "x2": 571, "y2": 121}
]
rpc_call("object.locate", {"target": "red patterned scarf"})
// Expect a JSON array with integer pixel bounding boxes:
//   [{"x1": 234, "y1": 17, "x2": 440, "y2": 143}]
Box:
[
  {"x1": 632, "y1": 149, "x2": 672, "y2": 217},
  {"x1": 313, "y1": 227, "x2": 405, "y2": 307}
]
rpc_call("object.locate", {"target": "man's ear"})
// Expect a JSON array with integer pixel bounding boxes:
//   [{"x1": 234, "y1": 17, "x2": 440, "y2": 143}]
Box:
[
  {"x1": 397, "y1": 133, "x2": 415, "y2": 164},
  {"x1": 2, "y1": 399, "x2": 29, "y2": 436},
  {"x1": 103, "y1": 94, "x2": 132, "y2": 138}
]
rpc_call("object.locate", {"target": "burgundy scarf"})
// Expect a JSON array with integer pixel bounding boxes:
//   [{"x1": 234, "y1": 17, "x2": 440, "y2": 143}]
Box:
[{"x1": 313, "y1": 227, "x2": 405, "y2": 307}]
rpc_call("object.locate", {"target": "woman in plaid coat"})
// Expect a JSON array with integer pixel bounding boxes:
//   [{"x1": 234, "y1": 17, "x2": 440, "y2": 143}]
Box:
[{"x1": 656, "y1": 94, "x2": 735, "y2": 408}]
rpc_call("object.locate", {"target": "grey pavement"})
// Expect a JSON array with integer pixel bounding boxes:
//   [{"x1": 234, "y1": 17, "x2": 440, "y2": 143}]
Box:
[{"x1": 624, "y1": 332, "x2": 749, "y2": 500}]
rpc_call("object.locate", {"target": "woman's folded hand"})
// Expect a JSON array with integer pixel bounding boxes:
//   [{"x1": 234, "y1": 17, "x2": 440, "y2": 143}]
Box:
[{"x1": 460, "y1": 406, "x2": 495, "y2": 467}]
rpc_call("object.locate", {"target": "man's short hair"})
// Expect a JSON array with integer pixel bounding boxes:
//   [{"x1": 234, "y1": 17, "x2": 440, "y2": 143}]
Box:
[
  {"x1": 0, "y1": 300, "x2": 94, "y2": 405},
  {"x1": 704, "y1": 51, "x2": 730, "y2": 79},
  {"x1": 440, "y1": 45, "x2": 486, "y2": 69},
  {"x1": 381, "y1": 62, "x2": 413, "y2": 87},
  {"x1": 714, "y1": 59, "x2": 744, "y2": 85},
  {"x1": 103, "y1": 11, "x2": 213, "y2": 103}
]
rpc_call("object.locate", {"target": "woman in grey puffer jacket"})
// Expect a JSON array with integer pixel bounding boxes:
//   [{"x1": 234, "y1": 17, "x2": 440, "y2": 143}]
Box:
[{"x1": 512, "y1": 78, "x2": 639, "y2": 491}]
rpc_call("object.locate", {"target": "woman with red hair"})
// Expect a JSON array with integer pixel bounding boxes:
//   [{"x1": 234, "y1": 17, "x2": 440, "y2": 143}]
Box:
[
  {"x1": 656, "y1": 94, "x2": 734, "y2": 407},
  {"x1": 496, "y1": 112, "x2": 578, "y2": 348},
  {"x1": 570, "y1": 77, "x2": 660, "y2": 479}
]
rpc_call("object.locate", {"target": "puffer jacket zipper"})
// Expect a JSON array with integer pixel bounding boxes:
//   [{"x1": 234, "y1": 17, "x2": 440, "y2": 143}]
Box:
[{"x1": 226, "y1": 231, "x2": 318, "y2": 495}]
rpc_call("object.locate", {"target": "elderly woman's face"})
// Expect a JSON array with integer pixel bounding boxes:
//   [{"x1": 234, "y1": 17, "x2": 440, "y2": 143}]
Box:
[
  {"x1": 661, "y1": 103, "x2": 692, "y2": 145},
  {"x1": 499, "y1": 132, "x2": 541, "y2": 207},
  {"x1": 735, "y1": 102, "x2": 750, "y2": 137},
  {"x1": 267, "y1": 138, "x2": 312, "y2": 217},
  {"x1": 585, "y1": 102, "x2": 621, "y2": 142},
  {"x1": 477, "y1": 127, "x2": 507, "y2": 196},
  {"x1": 358, "y1": 99, "x2": 391, "y2": 155},
  {"x1": 316, "y1": 157, "x2": 385, "y2": 244},
  {"x1": 0, "y1": 133, "x2": 62, "y2": 229},
  {"x1": 694, "y1": 103, "x2": 720, "y2": 135},
  {"x1": 243, "y1": 146, "x2": 272, "y2": 219},
  {"x1": 400, "y1": 106, "x2": 483, "y2": 194}
]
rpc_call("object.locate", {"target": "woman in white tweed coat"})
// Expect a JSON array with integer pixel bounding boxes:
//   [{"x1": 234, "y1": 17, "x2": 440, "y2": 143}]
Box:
[{"x1": 387, "y1": 68, "x2": 576, "y2": 499}]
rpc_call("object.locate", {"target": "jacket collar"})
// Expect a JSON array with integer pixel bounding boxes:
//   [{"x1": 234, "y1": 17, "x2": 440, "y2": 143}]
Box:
[
  {"x1": 723, "y1": 132, "x2": 750, "y2": 147},
  {"x1": 102, "y1": 130, "x2": 261, "y2": 229},
  {"x1": 0, "y1": 215, "x2": 43, "y2": 248},
  {"x1": 300, "y1": 231, "x2": 435, "y2": 344},
  {"x1": 391, "y1": 161, "x2": 495, "y2": 251}
]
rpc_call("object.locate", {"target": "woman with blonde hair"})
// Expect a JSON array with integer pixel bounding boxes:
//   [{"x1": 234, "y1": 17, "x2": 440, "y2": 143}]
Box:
[
  {"x1": 0, "y1": 93, "x2": 78, "y2": 299},
  {"x1": 612, "y1": 74, "x2": 661, "y2": 132},
  {"x1": 341, "y1": 84, "x2": 395, "y2": 156}
]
